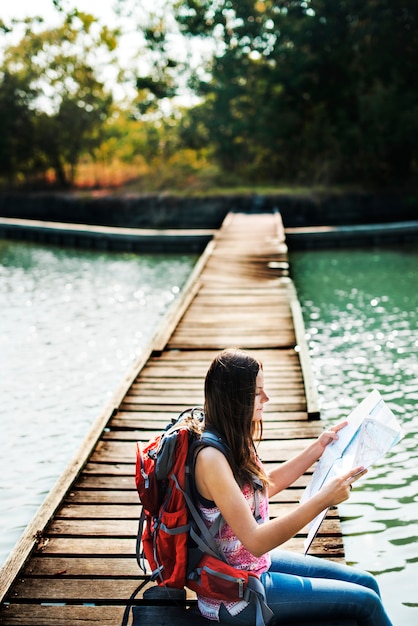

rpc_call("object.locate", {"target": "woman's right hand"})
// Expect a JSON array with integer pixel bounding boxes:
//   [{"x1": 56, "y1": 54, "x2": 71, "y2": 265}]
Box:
[{"x1": 318, "y1": 466, "x2": 367, "y2": 507}]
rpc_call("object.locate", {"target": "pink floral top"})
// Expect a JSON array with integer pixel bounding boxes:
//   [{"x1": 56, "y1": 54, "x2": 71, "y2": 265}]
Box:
[{"x1": 196, "y1": 481, "x2": 271, "y2": 621}]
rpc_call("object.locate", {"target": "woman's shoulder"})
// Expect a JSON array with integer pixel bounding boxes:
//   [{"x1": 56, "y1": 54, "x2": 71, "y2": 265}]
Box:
[
  {"x1": 194, "y1": 442, "x2": 236, "y2": 493},
  {"x1": 195, "y1": 443, "x2": 231, "y2": 474}
]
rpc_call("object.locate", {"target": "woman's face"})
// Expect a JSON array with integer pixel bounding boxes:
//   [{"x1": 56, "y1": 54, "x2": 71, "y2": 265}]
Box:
[{"x1": 252, "y1": 369, "x2": 269, "y2": 422}]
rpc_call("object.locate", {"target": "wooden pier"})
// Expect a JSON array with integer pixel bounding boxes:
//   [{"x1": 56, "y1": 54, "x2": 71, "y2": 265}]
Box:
[
  {"x1": 0, "y1": 216, "x2": 214, "y2": 253},
  {"x1": 0, "y1": 211, "x2": 355, "y2": 626}
]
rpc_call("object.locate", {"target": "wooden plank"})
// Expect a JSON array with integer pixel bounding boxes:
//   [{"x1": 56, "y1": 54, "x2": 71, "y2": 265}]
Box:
[
  {"x1": 167, "y1": 335, "x2": 296, "y2": 350},
  {"x1": 10, "y1": 578, "x2": 151, "y2": 602},
  {"x1": 73, "y1": 472, "x2": 313, "y2": 492},
  {"x1": 85, "y1": 438, "x2": 316, "y2": 465},
  {"x1": 287, "y1": 280, "x2": 320, "y2": 419},
  {"x1": 22, "y1": 556, "x2": 140, "y2": 577},
  {"x1": 32, "y1": 537, "x2": 137, "y2": 556},
  {"x1": 55, "y1": 504, "x2": 140, "y2": 519},
  {"x1": 0, "y1": 603, "x2": 357, "y2": 626},
  {"x1": 0, "y1": 605, "x2": 128, "y2": 626},
  {"x1": 41, "y1": 510, "x2": 341, "y2": 540},
  {"x1": 132, "y1": 606, "x2": 357, "y2": 626},
  {"x1": 54, "y1": 501, "x2": 308, "y2": 522},
  {"x1": 64, "y1": 490, "x2": 140, "y2": 504},
  {"x1": 110, "y1": 411, "x2": 311, "y2": 429},
  {"x1": 124, "y1": 384, "x2": 305, "y2": 401},
  {"x1": 65, "y1": 486, "x2": 304, "y2": 505},
  {"x1": 152, "y1": 238, "x2": 216, "y2": 352},
  {"x1": 119, "y1": 400, "x2": 307, "y2": 413},
  {"x1": 101, "y1": 423, "x2": 321, "y2": 441},
  {"x1": 45, "y1": 518, "x2": 137, "y2": 536}
]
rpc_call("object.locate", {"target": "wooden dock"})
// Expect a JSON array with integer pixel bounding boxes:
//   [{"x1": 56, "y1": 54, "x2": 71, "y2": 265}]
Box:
[
  {"x1": 0, "y1": 216, "x2": 214, "y2": 253},
  {"x1": 0, "y1": 211, "x2": 354, "y2": 626}
]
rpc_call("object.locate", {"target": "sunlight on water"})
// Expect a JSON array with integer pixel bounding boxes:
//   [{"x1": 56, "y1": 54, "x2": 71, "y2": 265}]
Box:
[
  {"x1": 0, "y1": 239, "x2": 196, "y2": 567},
  {"x1": 291, "y1": 244, "x2": 418, "y2": 626}
]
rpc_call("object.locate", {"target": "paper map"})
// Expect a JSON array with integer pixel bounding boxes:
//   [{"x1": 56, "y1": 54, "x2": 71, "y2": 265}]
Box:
[{"x1": 302, "y1": 389, "x2": 404, "y2": 554}]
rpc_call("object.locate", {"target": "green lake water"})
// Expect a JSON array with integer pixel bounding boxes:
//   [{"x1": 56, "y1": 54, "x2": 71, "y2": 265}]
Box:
[{"x1": 291, "y1": 244, "x2": 418, "y2": 626}]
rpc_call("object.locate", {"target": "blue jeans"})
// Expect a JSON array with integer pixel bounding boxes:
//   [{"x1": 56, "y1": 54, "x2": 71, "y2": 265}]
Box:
[
  {"x1": 218, "y1": 549, "x2": 393, "y2": 626},
  {"x1": 259, "y1": 549, "x2": 393, "y2": 626}
]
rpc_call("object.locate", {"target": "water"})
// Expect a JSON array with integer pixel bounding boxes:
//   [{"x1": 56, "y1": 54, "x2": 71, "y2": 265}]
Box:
[
  {"x1": 0, "y1": 239, "x2": 196, "y2": 567},
  {"x1": 290, "y1": 244, "x2": 418, "y2": 626}
]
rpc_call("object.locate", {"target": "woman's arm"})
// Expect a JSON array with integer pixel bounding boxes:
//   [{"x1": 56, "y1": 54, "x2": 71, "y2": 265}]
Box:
[
  {"x1": 267, "y1": 421, "x2": 348, "y2": 497},
  {"x1": 195, "y1": 445, "x2": 364, "y2": 558}
]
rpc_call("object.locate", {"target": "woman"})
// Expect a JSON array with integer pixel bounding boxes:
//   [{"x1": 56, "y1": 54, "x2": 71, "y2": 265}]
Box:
[{"x1": 194, "y1": 348, "x2": 393, "y2": 625}]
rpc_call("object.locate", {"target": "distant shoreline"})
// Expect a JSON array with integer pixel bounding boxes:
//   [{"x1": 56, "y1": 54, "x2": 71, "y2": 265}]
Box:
[{"x1": 0, "y1": 190, "x2": 417, "y2": 251}]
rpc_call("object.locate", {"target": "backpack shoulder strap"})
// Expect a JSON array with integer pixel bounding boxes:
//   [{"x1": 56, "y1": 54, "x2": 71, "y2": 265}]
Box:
[
  {"x1": 181, "y1": 428, "x2": 230, "y2": 564},
  {"x1": 199, "y1": 429, "x2": 229, "y2": 453},
  {"x1": 190, "y1": 428, "x2": 230, "y2": 463},
  {"x1": 188, "y1": 427, "x2": 231, "y2": 517}
]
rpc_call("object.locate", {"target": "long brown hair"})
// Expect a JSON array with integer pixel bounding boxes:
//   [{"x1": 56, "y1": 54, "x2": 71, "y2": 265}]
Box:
[{"x1": 204, "y1": 348, "x2": 269, "y2": 490}]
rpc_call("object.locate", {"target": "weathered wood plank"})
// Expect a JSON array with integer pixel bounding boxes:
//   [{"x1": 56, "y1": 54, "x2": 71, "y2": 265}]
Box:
[
  {"x1": 110, "y1": 410, "x2": 311, "y2": 429},
  {"x1": 34, "y1": 526, "x2": 343, "y2": 562},
  {"x1": 132, "y1": 606, "x2": 357, "y2": 626},
  {"x1": 22, "y1": 556, "x2": 140, "y2": 577},
  {"x1": 64, "y1": 487, "x2": 304, "y2": 505},
  {"x1": 36, "y1": 537, "x2": 137, "y2": 556},
  {"x1": 55, "y1": 504, "x2": 141, "y2": 519},
  {"x1": 85, "y1": 437, "x2": 315, "y2": 465},
  {"x1": 101, "y1": 424, "x2": 321, "y2": 441},
  {"x1": 122, "y1": 392, "x2": 305, "y2": 407},
  {"x1": 45, "y1": 518, "x2": 138, "y2": 536},
  {"x1": 130, "y1": 372, "x2": 305, "y2": 387},
  {"x1": 54, "y1": 501, "x2": 312, "y2": 521},
  {"x1": 73, "y1": 471, "x2": 311, "y2": 492},
  {"x1": 167, "y1": 336, "x2": 296, "y2": 350},
  {"x1": 119, "y1": 400, "x2": 307, "y2": 413},
  {"x1": 10, "y1": 578, "x2": 151, "y2": 601},
  {"x1": 0, "y1": 605, "x2": 127, "y2": 626},
  {"x1": 0, "y1": 603, "x2": 358, "y2": 626}
]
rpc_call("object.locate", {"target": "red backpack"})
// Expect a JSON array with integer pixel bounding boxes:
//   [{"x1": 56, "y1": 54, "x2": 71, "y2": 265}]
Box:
[{"x1": 135, "y1": 408, "x2": 274, "y2": 626}]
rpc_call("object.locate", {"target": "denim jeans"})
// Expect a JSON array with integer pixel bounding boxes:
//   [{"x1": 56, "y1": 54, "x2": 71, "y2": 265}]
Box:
[
  {"x1": 259, "y1": 548, "x2": 393, "y2": 626},
  {"x1": 218, "y1": 549, "x2": 393, "y2": 626}
]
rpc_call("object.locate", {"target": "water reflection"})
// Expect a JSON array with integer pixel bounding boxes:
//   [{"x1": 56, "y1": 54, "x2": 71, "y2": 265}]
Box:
[
  {"x1": 291, "y1": 244, "x2": 418, "y2": 626},
  {"x1": 0, "y1": 239, "x2": 196, "y2": 566}
]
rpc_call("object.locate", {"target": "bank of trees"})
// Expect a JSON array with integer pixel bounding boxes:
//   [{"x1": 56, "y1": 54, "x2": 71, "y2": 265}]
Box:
[
  {"x1": 1, "y1": 1, "x2": 417, "y2": 189},
  {"x1": 169, "y1": 0, "x2": 418, "y2": 186},
  {"x1": 0, "y1": 11, "x2": 116, "y2": 187}
]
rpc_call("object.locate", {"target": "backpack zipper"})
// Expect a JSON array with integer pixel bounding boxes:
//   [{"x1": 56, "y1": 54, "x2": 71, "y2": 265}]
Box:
[
  {"x1": 202, "y1": 565, "x2": 245, "y2": 598},
  {"x1": 139, "y1": 446, "x2": 149, "y2": 489}
]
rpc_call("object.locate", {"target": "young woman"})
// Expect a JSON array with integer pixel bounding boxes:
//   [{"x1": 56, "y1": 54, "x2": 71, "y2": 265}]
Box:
[{"x1": 194, "y1": 348, "x2": 393, "y2": 626}]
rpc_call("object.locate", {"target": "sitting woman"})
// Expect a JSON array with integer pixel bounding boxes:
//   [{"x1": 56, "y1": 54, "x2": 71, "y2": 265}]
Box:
[{"x1": 194, "y1": 347, "x2": 393, "y2": 626}]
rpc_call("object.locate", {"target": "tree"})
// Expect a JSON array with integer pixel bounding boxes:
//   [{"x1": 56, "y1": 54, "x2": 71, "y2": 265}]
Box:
[
  {"x1": 169, "y1": 0, "x2": 418, "y2": 185},
  {"x1": 0, "y1": 71, "x2": 38, "y2": 184},
  {"x1": 0, "y1": 11, "x2": 117, "y2": 186}
]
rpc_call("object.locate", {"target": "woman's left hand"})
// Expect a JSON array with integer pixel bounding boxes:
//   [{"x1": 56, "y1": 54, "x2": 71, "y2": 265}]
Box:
[{"x1": 317, "y1": 420, "x2": 348, "y2": 452}]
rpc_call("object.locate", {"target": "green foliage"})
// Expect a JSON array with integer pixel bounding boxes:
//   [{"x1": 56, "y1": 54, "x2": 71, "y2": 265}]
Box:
[
  {"x1": 171, "y1": 0, "x2": 418, "y2": 186},
  {"x1": 130, "y1": 4, "x2": 187, "y2": 114},
  {"x1": 2, "y1": 1, "x2": 418, "y2": 190},
  {"x1": 0, "y1": 11, "x2": 116, "y2": 186},
  {"x1": 0, "y1": 72, "x2": 36, "y2": 183}
]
